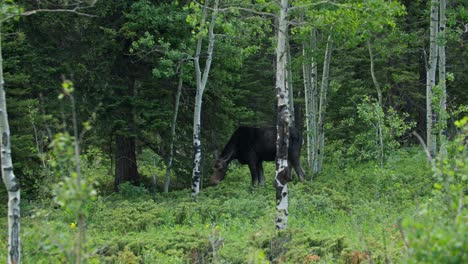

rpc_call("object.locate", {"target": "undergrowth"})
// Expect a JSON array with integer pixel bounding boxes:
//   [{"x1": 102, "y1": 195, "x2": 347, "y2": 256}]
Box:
[{"x1": 2, "y1": 147, "x2": 465, "y2": 263}]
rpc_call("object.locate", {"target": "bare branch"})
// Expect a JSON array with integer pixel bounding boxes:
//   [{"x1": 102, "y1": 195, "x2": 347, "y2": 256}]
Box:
[
  {"x1": 220, "y1": 6, "x2": 276, "y2": 17},
  {"x1": 412, "y1": 131, "x2": 436, "y2": 168},
  {"x1": 289, "y1": 0, "x2": 352, "y2": 11},
  {"x1": 125, "y1": 45, "x2": 193, "y2": 61},
  {"x1": 192, "y1": 0, "x2": 276, "y2": 17},
  {"x1": 397, "y1": 218, "x2": 409, "y2": 251},
  {"x1": 1, "y1": 7, "x2": 96, "y2": 23}
]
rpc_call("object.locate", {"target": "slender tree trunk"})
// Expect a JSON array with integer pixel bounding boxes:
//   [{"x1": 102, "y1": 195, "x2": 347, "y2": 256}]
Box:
[
  {"x1": 152, "y1": 157, "x2": 158, "y2": 200},
  {"x1": 438, "y1": 0, "x2": 447, "y2": 158},
  {"x1": 0, "y1": 24, "x2": 21, "y2": 264},
  {"x1": 38, "y1": 93, "x2": 53, "y2": 140},
  {"x1": 302, "y1": 29, "x2": 318, "y2": 178},
  {"x1": 31, "y1": 122, "x2": 49, "y2": 179},
  {"x1": 368, "y1": 40, "x2": 384, "y2": 167},
  {"x1": 275, "y1": 0, "x2": 290, "y2": 230},
  {"x1": 69, "y1": 91, "x2": 84, "y2": 264},
  {"x1": 316, "y1": 34, "x2": 333, "y2": 175},
  {"x1": 368, "y1": 41, "x2": 382, "y2": 106},
  {"x1": 287, "y1": 42, "x2": 295, "y2": 127},
  {"x1": 192, "y1": 0, "x2": 219, "y2": 196},
  {"x1": 302, "y1": 42, "x2": 312, "y2": 169},
  {"x1": 310, "y1": 31, "x2": 318, "y2": 176},
  {"x1": 164, "y1": 63, "x2": 183, "y2": 193},
  {"x1": 114, "y1": 77, "x2": 139, "y2": 191},
  {"x1": 427, "y1": 0, "x2": 439, "y2": 158}
]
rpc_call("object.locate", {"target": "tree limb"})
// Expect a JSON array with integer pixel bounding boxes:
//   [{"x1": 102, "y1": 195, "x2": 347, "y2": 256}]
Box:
[
  {"x1": 412, "y1": 131, "x2": 436, "y2": 168},
  {"x1": 289, "y1": 0, "x2": 352, "y2": 12},
  {"x1": 192, "y1": 0, "x2": 276, "y2": 17},
  {"x1": 1, "y1": 7, "x2": 96, "y2": 23}
]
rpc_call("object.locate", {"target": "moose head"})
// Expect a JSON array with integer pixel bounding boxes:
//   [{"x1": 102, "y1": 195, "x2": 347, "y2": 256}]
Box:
[{"x1": 209, "y1": 158, "x2": 229, "y2": 186}]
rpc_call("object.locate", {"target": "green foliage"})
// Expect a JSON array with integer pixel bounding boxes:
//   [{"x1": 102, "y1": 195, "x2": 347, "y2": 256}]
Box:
[
  {"x1": 2, "y1": 149, "x2": 442, "y2": 263},
  {"x1": 337, "y1": 96, "x2": 415, "y2": 163},
  {"x1": 49, "y1": 131, "x2": 97, "y2": 223},
  {"x1": 403, "y1": 118, "x2": 468, "y2": 263},
  {"x1": 0, "y1": 0, "x2": 24, "y2": 21},
  {"x1": 1, "y1": 0, "x2": 467, "y2": 263}
]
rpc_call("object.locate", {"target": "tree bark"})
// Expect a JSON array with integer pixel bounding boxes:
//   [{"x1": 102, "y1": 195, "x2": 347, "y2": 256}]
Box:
[
  {"x1": 275, "y1": 0, "x2": 290, "y2": 230},
  {"x1": 438, "y1": 0, "x2": 447, "y2": 158},
  {"x1": 368, "y1": 40, "x2": 382, "y2": 106},
  {"x1": 302, "y1": 42, "x2": 312, "y2": 169},
  {"x1": 192, "y1": 0, "x2": 219, "y2": 196},
  {"x1": 67, "y1": 89, "x2": 86, "y2": 264},
  {"x1": 368, "y1": 40, "x2": 384, "y2": 167},
  {"x1": 426, "y1": 0, "x2": 439, "y2": 158},
  {"x1": 114, "y1": 77, "x2": 139, "y2": 191},
  {"x1": 0, "y1": 24, "x2": 21, "y2": 264},
  {"x1": 316, "y1": 33, "x2": 333, "y2": 175},
  {"x1": 152, "y1": 157, "x2": 158, "y2": 200},
  {"x1": 302, "y1": 29, "x2": 318, "y2": 177},
  {"x1": 164, "y1": 63, "x2": 183, "y2": 193},
  {"x1": 114, "y1": 134, "x2": 139, "y2": 190},
  {"x1": 286, "y1": 42, "x2": 295, "y2": 127}
]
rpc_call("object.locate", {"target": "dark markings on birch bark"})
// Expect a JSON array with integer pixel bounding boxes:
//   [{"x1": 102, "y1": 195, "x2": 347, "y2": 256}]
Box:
[
  {"x1": 2, "y1": 131, "x2": 7, "y2": 146},
  {"x1": 9, "y1": 178, "x2": 19, "y2": 192},
  {"x1": 10, "y1": 208, "x2": 20, "y2": 262},
  {"x1": 192, "y1": 125, "x2": 202, "y2": 193}
]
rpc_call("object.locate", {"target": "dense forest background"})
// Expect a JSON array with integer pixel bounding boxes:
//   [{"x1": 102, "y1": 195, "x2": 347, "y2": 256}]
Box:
[{"x1": 0, "y1": 0, "x2": 467, "y2": 263}]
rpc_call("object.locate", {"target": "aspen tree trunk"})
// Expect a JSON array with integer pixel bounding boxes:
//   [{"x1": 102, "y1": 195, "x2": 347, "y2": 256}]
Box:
[
  {"x1": 302, "y1": 42, "x2": 312, "y2": 169},
  {"x1": 69, "y1": 91, "x2": 84, "y2": 264},
  {"x1": 438, "y1": 0, "x2": 447, "y2": 158},
  {"x1": 275, "y1": 0, "x2": 290, "y2": 230},
  {"x1": 192, "y1": 0, "x2": 219, "y2": 196},
  {"x1": 164, "y1": 63, "x2": 183, "y2": 193},
  {"x1": 316, "y1": 34, "x2": 333, "y2": 175},
  {"x1": 368, "y1": 40, "x2": 384, "y2": 167},
  {"x1": 302, "y1": 29, "x2": 318, "y2": 178},
  {"x1": 427, "y1": 0, "x2": 439, "y2": 158},
  {"x1": 152, "y1": 157, "x2": 157, "y2": 200},
  {"x1": 286, "y1": 42, "x2": 295, "y2": 127},
  {"x1": 310, "y1": 31, "x2": 318, "y2": 177},
  {"x1": 0, "y1": 24, "x2": 21, "y2": 264}
]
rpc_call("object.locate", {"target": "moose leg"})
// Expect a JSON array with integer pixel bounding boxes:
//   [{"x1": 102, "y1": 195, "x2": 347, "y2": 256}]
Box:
[
  {"x1": 248, "y1": 161, "x2": 259, "y2": 187},
  {"x1": 291, "y1": 158, "x2": 305, "y2": 182},
  {"x1": 257, "y1": 161, "x2": 265, "y2": 186}
]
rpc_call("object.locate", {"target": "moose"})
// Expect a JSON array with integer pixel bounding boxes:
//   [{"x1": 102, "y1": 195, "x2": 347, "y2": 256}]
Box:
[{"x1": 210, "y1": 126, "x2": 306, "y2": 186}]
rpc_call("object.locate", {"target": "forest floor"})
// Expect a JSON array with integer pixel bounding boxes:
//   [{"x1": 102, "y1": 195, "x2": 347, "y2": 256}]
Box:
[{"x1": 0, "y1": 149, "x2": 444, "y2": 263}]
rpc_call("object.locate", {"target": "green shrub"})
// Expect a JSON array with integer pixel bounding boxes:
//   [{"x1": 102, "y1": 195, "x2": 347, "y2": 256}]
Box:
[{"x1": 403, "y1": 118, "x2": 468, "y2": 263}]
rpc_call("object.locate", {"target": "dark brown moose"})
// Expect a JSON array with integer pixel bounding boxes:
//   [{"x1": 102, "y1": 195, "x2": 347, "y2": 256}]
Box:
[{"x1": 210, "y1": 126, "x2": 306, "y2": 186}]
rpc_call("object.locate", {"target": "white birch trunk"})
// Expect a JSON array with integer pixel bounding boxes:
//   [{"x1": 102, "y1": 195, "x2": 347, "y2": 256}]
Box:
[
  {"x1": 286, "y1": 42, "x2": 295, "y2": 127},
  {"x1": 427, "y1": 0, "x2": 439, "y2": 158},
  {"x1": 438, "y1": 0, "x2": 447, "y2": 158},
  {"x1": 275, "y1": 0, "x2": 290, "y2": 230},
  {"x1": 368, "y1": 40, "x2": 384, "y2": 167},
  {"x1": 302, "y1": 43, "x2": 312, "y2": 169},
  {"x1": 316, "y1": 34, "x2": 333, "y2": 175},
  {"x1": 302, "y1": 29, "x2": 318, "y2": 178},
  {"x1": 310, "y1": 31, "x2": 318, "y2": 176},
  {"x1": 0, "y1": 24, "x2": 21, "y2": 264},
  {"x1": 165, "y1": 63, "x2": 183, "y2": 193},
  {"x1": 192, "y1": 0, "x2": 219, "y2": 196}
]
